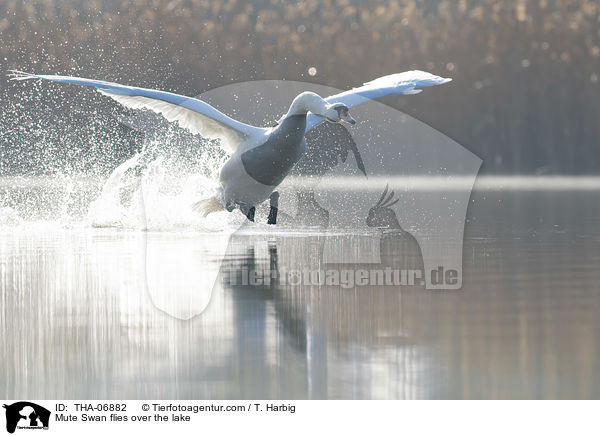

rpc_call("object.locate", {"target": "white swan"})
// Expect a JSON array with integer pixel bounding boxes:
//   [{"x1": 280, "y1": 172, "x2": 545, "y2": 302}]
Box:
[{"x1": 9, "y1": 70, "x2": 451, "y2": 223}]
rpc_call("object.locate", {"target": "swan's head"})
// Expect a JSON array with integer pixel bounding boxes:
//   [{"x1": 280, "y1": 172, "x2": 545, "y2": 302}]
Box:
[
  {"x1": 323, "y1": 103, "x2": 356, "y2": 125},
  {"x1": 289, "y1": 92, "x2": 356, "y2": 125}
]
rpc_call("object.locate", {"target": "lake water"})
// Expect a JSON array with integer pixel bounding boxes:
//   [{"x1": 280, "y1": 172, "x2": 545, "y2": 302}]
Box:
[{"x1": 1, "y1": 184, "x2": 599, "y2": 399}]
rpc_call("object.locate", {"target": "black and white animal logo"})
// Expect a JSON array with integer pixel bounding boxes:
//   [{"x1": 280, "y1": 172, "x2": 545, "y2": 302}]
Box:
[{"x1": 2, "y1": 402, "x2": 50, "y2": 434}]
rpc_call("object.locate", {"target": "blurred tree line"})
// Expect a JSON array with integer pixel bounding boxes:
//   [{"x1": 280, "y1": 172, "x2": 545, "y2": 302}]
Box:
[{"x1": 0, "y1": 0, "x2": 599, "y2": 174}]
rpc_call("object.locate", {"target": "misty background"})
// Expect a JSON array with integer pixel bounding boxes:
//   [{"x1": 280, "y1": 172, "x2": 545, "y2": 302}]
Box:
[{"x1": 0, "y1": 0, "x2": 598, "y2": 175}]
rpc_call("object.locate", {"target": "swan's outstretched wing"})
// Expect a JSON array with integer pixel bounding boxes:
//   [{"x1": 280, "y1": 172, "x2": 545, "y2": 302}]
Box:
[
  {"x1": 306, "y1": 70, "x2": 451, "y2": 131},
  {"x1": 9, "y1": 71, "x2": 264, "y2": 153}
]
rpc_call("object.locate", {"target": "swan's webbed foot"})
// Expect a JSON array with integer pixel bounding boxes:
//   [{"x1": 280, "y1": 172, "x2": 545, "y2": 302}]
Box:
[{"x1": 267, "y1": 191, "x2": 279, "y2": 225}]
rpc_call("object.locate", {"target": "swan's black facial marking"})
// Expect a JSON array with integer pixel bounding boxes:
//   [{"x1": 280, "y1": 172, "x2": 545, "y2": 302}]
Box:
[
  {"x1": 325, "y1": 104, "x2": 355, "y2": 124},
  {"x1": 333, "y1": 104, "x2": 356, "y2": 125}
]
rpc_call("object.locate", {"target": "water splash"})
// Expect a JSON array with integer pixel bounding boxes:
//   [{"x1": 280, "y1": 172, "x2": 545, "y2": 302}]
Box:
[
  {"x1": 0, "y1": 78, "x2": 246, "y2": 231},
  {"x1": 0, "y1": 120, "x2": 242, "y2": 230},
  {"x1": 87, "y1": 139, "x2": 237, "y2": 231}
]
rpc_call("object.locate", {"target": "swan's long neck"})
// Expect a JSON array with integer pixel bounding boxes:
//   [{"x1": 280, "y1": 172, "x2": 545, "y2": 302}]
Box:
[{"x1": 285, "y1": 91, "x2": 328, "y2": 118}]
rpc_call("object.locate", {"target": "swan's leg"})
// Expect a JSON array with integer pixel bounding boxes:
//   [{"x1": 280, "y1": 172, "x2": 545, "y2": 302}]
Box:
[
  {"x1": 267, "y1": 191, "x2": 279, "y2": 225},
  {"x1": 237, "y1": 202, "x2": 255, "y2": 222}
]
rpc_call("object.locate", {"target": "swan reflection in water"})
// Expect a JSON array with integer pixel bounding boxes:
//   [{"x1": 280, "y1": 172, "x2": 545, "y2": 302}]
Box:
[{"x1": 217, "y1": 203, "x2": 428, "y2": 397}]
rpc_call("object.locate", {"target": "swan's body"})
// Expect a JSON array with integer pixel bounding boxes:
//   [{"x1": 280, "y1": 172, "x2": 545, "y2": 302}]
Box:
[
  {"x1": 10, "y1": 69, "x2": 451, "y2": 222},
  {"x1": 219, "y1": 92, "x2": 340, "y2": 210},
  {"x1": 220, "y1": 113, "x2": 305, "y2": 209}
]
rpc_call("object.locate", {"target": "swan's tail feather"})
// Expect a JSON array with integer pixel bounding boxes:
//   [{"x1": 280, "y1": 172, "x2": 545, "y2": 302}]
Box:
[{"x1": 192, "y1": 196, "x2": 225, "y2": 217}]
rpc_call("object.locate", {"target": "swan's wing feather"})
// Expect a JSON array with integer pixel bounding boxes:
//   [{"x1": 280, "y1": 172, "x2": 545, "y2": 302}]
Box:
[
  {"x1": 95, "y1": 91, "x2": 249, "y2": 152},
  {"x1": 9, "y1": 70, "x2": 263, "y2": 153},
  {"x1": 306, "y1": 70, "x2": 451, "y2": 131}
]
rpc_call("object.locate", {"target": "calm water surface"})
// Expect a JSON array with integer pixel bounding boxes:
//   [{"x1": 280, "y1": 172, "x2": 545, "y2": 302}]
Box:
[{"x1": 1, "y1": 190, "x2": 599, "y2": 399}]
